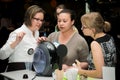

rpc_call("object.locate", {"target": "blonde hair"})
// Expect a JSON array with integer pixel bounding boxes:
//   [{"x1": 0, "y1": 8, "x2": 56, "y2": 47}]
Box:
[{"x1": 81, "y1": 12, "x2": 111, "y2": 33}]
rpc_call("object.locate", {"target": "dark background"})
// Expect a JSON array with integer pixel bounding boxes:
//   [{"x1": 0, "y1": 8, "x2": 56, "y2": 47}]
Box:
[{"x1": 0, "y1": 0, "x2": 120, "y2": 80}]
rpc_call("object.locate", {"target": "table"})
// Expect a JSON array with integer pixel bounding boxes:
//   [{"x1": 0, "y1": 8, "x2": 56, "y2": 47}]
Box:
[
  {"x1": 1, "y1": 67, "x2": 114, "y2": 80},
  {"x1": 0, "y1": 70, "x2": 53, "y2": 80}
]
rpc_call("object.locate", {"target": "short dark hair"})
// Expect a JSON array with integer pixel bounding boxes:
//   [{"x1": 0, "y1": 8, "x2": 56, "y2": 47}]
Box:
[{"x1": 59, "y1": 9, "x2": 76, "y2": 21}]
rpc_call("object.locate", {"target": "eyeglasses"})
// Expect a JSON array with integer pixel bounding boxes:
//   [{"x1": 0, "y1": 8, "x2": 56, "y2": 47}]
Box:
[
  {"x1": 33, "y1": 17, "x2": 44, "y2": 22},
  {"x1": 81, "y1": 25, "x2": 89, "y2": 30}
]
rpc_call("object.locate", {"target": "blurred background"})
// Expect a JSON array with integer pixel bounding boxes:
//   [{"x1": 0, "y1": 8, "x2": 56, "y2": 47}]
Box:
[{"x1": 0, "y1": 0, "x2": 120, "y2": 80}]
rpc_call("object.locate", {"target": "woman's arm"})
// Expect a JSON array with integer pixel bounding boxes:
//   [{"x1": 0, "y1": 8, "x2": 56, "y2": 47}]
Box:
[
  {"x1": 77, "y1": 41, "x2": 104, "y2": 78},
  {"x1": 0, "y1": 32, "x2": 25, "y2": 60}
]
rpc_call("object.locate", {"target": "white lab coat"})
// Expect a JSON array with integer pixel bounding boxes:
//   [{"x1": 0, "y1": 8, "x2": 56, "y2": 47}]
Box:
[{"x1": 0, "y1": 24, "x2": 39, "y2": 63}]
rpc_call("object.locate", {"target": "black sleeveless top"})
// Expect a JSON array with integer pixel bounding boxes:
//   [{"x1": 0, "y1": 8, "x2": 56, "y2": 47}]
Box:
[{"x1": 87, "y1": 34, "x2": 116, "y2": 70}]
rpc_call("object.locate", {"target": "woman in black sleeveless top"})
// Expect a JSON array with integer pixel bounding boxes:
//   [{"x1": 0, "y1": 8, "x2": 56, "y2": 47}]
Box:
[{"x1": 76, "y1": 12, "x2": 116, "y2": 79}]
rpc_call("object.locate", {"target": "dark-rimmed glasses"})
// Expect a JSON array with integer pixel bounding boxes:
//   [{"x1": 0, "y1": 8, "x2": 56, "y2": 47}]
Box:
[{"x1": 33, "y1": 18, "x2": 44, "y2": 22}]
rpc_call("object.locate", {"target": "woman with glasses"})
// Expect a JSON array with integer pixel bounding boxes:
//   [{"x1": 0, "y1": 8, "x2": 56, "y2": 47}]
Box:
[
  {"x1": 0, "y1": 5, "x2": 45, "y2": 72},
  {"x1": 75, "y1": 12, "x2": 117, "y2": 79}
]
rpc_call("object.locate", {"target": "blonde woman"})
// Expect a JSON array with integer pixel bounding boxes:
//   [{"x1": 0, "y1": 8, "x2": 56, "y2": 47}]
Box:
[{"x1": 76, "y1": 12, "x2": 116, "y2": 79}]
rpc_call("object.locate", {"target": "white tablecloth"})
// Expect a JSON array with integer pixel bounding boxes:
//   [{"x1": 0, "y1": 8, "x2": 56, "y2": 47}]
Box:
[{"x1": 0, "y1": 70, "x2": 53, "y2": 80}]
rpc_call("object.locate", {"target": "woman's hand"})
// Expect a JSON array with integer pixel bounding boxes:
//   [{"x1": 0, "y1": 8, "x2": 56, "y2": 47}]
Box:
[
  {"x1": 62, "y1": 64, "x2": 70, "y2": 72},
  {"x1": 62, "y1": 64, "x2": 75, "y2": 72},
  {"x1": 10, "y1": 32, "x2": 25, "y2": 49},
  {"x1": 73, "y1": 59, "x2": 88, "y2": 69},
  {"x1": 16, "y1": 32, "x2": 25, "y2": 43},
  {"x1": 74, "y1": 59, "x2": 81, "y2": 70},
  {"x1": 55, "y1": 69, "x2": 64, "y2": 80},
  {"x1": 37, "y1": 36, "x2": 47, "y2": 43}
]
